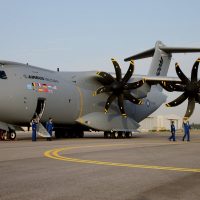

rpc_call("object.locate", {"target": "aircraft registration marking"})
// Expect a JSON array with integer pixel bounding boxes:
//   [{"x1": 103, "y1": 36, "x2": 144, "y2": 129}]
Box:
[{"x1": 44, "y1": 144, "x2": 200, "y2": 173}]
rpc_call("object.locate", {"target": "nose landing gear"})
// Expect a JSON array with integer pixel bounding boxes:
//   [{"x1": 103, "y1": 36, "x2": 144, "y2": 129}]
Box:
[{"x1": 0, "y1": 129, "x2": 16, "y2": 141}]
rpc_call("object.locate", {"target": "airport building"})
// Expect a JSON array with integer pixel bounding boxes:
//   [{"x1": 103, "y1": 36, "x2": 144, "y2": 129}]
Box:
[{"x1": 139, "y1": 114, "x2": 182, "y2": 132}]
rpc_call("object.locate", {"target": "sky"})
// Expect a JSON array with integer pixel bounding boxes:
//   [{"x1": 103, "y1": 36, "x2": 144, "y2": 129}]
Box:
[{"x1": 0, "y1": 0, "x2": 200, "y2": 123}]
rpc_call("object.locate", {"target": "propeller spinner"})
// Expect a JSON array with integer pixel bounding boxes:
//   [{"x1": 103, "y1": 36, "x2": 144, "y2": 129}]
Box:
[
  {"x1": 162, "y1": 58, "x2": 200, "y2": 118},
  {"x1": 93, "y1": 59, "x2": 145, "y2": 117}
]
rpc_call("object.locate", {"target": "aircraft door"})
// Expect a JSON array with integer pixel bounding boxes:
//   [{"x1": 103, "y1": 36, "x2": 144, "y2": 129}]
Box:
[{"x1": 33, "y1": 98, "x2": 46, "y2": 120}]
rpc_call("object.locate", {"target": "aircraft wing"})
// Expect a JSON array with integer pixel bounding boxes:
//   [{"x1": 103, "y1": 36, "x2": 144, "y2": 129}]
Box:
[
  {"x1": 131, "y1": 74, "x2": 180, "y2": 83},
  {"x1": 144, "y1": 75, "x2": 181, "y2": 83},
  {"x1": 143, "y1": 75, "x2": 183, "y2": 92}
]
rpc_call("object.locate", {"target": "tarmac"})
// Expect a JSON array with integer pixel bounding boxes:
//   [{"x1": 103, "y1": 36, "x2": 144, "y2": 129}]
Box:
[{"x1": 0, "y1": 131, "x2": 200, "y2": 200}]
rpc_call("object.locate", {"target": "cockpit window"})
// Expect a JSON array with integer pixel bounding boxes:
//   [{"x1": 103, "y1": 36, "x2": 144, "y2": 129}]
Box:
[{"x1": 0, "y1": 71, "x2": 7, "y2": 79}]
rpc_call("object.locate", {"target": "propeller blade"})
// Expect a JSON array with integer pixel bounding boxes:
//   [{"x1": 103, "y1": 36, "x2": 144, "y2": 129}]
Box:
[
  {"x1": 160, "y1": 81, "x2": 185, "y2": 92},
  {"x1": 166, "y1": 92, "x2": 188, "y2": 107},
  {"x1": 96, "y1": 71, "x2": 115, "y2": 84},
  {"x1": 111, "y1": 58, "x2": 122, "y2": 81},
  {"x1": 195, "y1": 93, "x2": 200, "y2": 103},
  {"x1": 105, "y1": 94, "x2": 116, "y2": 113},
  {"x1": 172, "y1": 84, "x2": 186, "y2": 91},
  {"x1": 126, "y1": 79, "x2": 145, "y2": 90},
  {"x1": 93, "y1": 86, "x2": 112, "y2": 96},
  {"x1": 122, "y1": 60, "x2": 134, "y2": 83},
  {"x1": 184, "y1": 97, "x2": 195, "y2": 118},
  {"x1": 175, "y1": 63, "x2": 189, "y2": 83},
  {"x1": 118, "y1": 94, "x2": 127, "y2": 117},
  {"x1": 160, "y1": 81, "x2": 173, "y2": 92},
  {"x1": 191, "y1": 58, "x2": 200, "y2": 82},
  {"x1": 124, "y1": 92, "x2": 143, "y2": 104}
]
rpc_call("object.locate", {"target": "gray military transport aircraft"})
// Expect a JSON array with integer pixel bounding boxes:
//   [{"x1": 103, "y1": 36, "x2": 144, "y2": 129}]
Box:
[{"x1": 1, "y1": 41, "x2": 200, "y2": 140}]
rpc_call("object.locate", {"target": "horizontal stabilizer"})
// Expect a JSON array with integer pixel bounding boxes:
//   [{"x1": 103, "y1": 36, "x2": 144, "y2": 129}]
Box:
[
  {"x1": 160, "y1": 47, "x2": 200, "y2": 53},
  {"x1": 124, "y1": 48, "x2": 155, "y2": 61},
  {"x1": 124, "y1": 45, "x2": 200, "y2": 61}
]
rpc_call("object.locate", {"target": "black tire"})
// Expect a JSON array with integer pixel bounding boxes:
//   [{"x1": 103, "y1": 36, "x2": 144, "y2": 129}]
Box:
[
  {"x1": 121, "y1": 132, "x2": 126, "y2": 138},
  {"x1": 2, "y1": 132, "x2": 8, "y2": 140},
  {"x1": 114, "y1": 132, "x2": 119, "y2": 139},
  {"x1": 78, "y1": 131, "x2": 84, "y2": 138},
  {"x1": 0, "y1": 130, "x2": 4, "y2": 140},
  {"x1": 125, "y1": 132, "x2": 132, "y2": 138},
  {"x1": 107, "y1": 132, "x2": 111, "y2": 138},
  {"x1": 10, "y1": 131, "x2": 16, "y2": 140},
  {"x1": 104, "y1": 131, "x2": 108, "y2": 138},
  {"x1": 110, "y1": 132, "x2": 115, "y2": 138}
]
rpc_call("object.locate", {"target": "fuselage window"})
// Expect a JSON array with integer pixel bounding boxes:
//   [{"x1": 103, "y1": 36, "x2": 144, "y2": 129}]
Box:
[{"x1": 0, "y1": 71, "x2": 7, "y2": 79}]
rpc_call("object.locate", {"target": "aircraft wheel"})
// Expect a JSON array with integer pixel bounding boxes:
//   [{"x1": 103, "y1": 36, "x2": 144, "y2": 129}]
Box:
[
  {"x1": 0, "y1": 134, "x2": 4, "y2": 140},
  {"x1": 107, "y1": 132, "x2": 111, "y2": 138},
  {"x1": 0, "y1": 130, "x2": 4, "y2": 140},
  {"x1": 10, "y1": 131, "x2": 16, "y2": 140},
  {"x1": 78, "y1": 131, "x2": 84, "y2": 138},
  {"x1": 2, "y1": 132, "x2": 8, "y2": 140},
  {"x1": 121, "y1": 132, "x2": 126, "y2": 139},
  {"x1": 114, "y1": 132, "x2": 119, "y2": 139},
  {"x1": 126, "y1": 132, "x2": 132, "y2": 138},
  {"x1": 104, "y1": 132, "x2": 108, "y2": 138}
]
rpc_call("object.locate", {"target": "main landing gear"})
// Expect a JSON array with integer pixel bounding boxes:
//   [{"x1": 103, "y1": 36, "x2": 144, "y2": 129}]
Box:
[
  {"x1": 104, "y1": 131, "x2": 132, "y2": 139},
  {"x1": 0, "y1": 129, "x2": 16, "y2": 141}
]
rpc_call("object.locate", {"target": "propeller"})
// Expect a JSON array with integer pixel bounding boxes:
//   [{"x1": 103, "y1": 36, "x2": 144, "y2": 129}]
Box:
[
  {"x1": 93, "y1": 58, "x2": 145, "y2": 117},
  {"x1": 161, "y1": 58, "x2": 200, "y2": 118}
]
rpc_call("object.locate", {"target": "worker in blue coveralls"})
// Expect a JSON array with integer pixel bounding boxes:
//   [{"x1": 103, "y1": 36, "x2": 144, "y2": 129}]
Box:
[
  {"x1": 46, "y1": 118, "x2": 54, "y2": 141},
  {"x1": 182, "y1": 118, "x2": 191, "y2": 141},
  {"x1": 31, "y1": 118, "x2": 38, "y2": 141},
  {"x1": 169, "y1": 121, "x2": 176, "y2": 141}
]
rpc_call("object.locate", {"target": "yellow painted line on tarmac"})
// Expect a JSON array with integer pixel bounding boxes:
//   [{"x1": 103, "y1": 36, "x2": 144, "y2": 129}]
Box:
[{"x1": 44, "y1": 144, "x2": 200, "y2": 173}]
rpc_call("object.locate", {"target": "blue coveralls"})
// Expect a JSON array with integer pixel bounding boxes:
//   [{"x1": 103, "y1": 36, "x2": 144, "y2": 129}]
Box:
[
  {"x1": 32, "y1": 121, "x2": 37, "y2": 141},
  {"x1": 169, "y1": 123, "x2": 176, "y2": 141},
  {"x1": 183, "y1": 122, "x2": 190, "y2": 141},
  {"x1": 46, "y1": 121, "x2": 54, "y2": 137}
]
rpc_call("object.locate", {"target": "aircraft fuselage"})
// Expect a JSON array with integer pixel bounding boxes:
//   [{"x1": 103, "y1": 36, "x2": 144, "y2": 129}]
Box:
[{"x1": 0, "y1": 61, "x2": 166, "y2": 134}]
